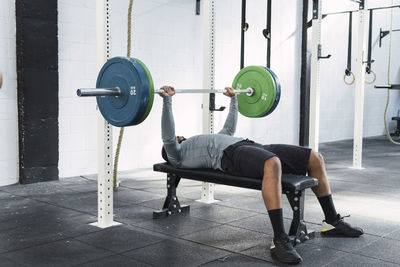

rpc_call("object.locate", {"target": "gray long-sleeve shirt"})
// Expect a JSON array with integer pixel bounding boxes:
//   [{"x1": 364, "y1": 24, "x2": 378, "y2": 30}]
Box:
[{"x1": 162, "y1": 96, "x2": 243, "y2": 170}]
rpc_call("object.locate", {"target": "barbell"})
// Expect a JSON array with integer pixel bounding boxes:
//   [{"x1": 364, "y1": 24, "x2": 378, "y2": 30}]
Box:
[{"x1": 77, "y1": 57, "x2": 281, "y2": 127}]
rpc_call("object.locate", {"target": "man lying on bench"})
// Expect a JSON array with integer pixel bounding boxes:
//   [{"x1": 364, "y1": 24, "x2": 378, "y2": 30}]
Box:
[{"x1": 159, "y1": 86, "x2": 363, "y2": 264}]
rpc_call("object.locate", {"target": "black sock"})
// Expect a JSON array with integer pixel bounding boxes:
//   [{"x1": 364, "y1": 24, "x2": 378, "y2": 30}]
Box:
[
  {"x1": 268, "y1": 208, "x2": 286, "y2": 238},
  {"x1": 317, "y1": 194, "x2": 338, "y2": 223}
]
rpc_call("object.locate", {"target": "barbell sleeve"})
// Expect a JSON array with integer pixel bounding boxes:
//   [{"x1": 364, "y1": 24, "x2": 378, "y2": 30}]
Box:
[
  {"x1": 77, "y1": 87, "x2": 254, "y2": 97},
  {"x1": 77, "y1": 88, "x2": 121, "y2": 97}
]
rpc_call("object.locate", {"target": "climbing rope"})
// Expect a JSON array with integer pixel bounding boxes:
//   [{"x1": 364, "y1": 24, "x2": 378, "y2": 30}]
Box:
[
  {"x1": 113, "y1": 0, "x2": 133, "y2": 187},
  {"x1": 383, "y1": 1, "x2": 400, "y2": 145}
]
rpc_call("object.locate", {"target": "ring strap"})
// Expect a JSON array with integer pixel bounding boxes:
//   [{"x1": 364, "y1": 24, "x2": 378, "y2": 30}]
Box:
[{"x1": 345, "y1": 12, "x2": 353, "y2": 77}]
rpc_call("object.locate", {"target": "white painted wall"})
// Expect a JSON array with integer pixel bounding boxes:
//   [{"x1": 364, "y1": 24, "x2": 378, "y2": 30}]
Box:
[
  {"x1": 58, "y1": 0, "x2": 399, "y2": 178},
  {"x1": 0, "y1": 0, "x2": 18, "y2": 186},
  {"x1": 319, "y1": 0, "x2": 400, "y2": 142},
  {"x1": 58, "y1": 0, "x2": 98, "y2": 178},
  {"x1": 58, "y1": 0, "x2": 303, "y2": 178},
  {"x1": 0, "y1": 0, "x2": 397, "y2": 182},
  {"x1": 213, "y1": 0, "x2": 302, "y2": 145},
  {"x1": 58, "y1": 0, "x2": 204, "y2": 177}
]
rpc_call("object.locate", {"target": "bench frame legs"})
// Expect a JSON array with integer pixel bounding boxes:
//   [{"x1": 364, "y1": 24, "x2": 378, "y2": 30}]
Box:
[
  {"x1": 153, "y1": 173, "x2": 190, "y2": 219},
  {"x1": 154, "y1": 172, "x2": 315, "y2": 246},
  {"x1": 285, "y1": 190, "x2": 315, "y2": 245}
]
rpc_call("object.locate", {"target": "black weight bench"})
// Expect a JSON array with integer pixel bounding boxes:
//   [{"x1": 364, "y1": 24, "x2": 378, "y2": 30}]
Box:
[{"x1": 153, "y1": 162, "x2": 318, "y2": 245}]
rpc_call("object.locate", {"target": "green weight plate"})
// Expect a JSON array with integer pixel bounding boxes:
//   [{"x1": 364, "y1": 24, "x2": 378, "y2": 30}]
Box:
[
  {"x1": 232, "y1": 66, "x2": 277, "y2": 118},
  {"x1": 133, "y1": 58, "x2": 154, "y2": 124},
  {"x1": 261, "y1": 67, "x2": 281, "y2": 117}
]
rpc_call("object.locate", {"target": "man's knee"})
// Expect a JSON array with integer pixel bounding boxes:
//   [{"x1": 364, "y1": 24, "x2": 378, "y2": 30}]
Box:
[
  {"x1": 309, "y1": 150, "x2": 325, "y2": 169},
  {"x1": 263, "y1": 156, "x2": 282, "y2": 178}
]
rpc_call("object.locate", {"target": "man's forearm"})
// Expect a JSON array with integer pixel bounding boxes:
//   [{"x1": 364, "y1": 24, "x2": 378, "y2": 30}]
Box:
[
  {"x1": 161, "y1": 96, "x2": 176, "y2": 143},
  {"x1": 218, "y1": 96, "x2": 238, "y2": 135},
  {"x1": 161, "y1": 96, "x2": 182, "y2": 165}
]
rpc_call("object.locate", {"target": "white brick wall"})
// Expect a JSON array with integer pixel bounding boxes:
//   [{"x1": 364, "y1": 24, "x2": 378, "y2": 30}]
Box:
[
  {"x1": 0, "y1": 1, "x2": 397, "y2": 183},
  {"x1": 58, "y1": 0, "x2": 400, "y2": 178},
  {"x1": 58, "y1": 0, "x2": 303, "y2": 178},
  {"x1": 58, "y1": 0, "x2": 204, "y2": 177},
  {"x1": 58, "y1": 0, "x2": 98, "y2": 178},
  {"x1": 0, "y1": 0, "x2": 18, "y2": 186},
  {"x1": 213, "y1": 0, "x2": 302, "y2": 145}
]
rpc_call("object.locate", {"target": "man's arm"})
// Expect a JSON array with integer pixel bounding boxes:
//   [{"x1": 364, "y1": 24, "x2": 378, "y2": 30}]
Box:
[
  {"x1": 160, "y1": 87, "x2": 182, "y2": 166},
  {"x1": 218, "y1": 87, "x2": 238, "y2": 136}
]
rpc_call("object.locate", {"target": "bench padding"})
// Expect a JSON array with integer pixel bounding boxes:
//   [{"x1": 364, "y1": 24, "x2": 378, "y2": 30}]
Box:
[{"x1": 153, "y1": 163, "x2": 317, "y2": 192}]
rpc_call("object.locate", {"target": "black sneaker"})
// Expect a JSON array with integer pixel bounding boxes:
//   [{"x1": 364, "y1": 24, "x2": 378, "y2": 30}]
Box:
[
  {"x1": 270, "y1": 233, "x2": 302, "y2": 264},
  {"x1": 321, "y1": 214, "x2": 364, "y2": 237}
]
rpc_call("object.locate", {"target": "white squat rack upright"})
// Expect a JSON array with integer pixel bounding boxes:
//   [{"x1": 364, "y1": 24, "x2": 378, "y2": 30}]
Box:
[
  {"x1": 352, "y1": 1, "x2": 368, "y2": 169},
  {"x1": 309, "y1": 0, "x2": 368, "y2": 169},
  {"x1": 199, "y1": 0, "x2": 219, "y2": 204},
  {"x1": 309, "y1": 0, "x2": 323, "y2": 152},
  {"x1": 91, "y1": 0, "x2": 220, "y2": 228},
  {"x1": 91, "y1": 0, "x2": 121, "y2": 228}
]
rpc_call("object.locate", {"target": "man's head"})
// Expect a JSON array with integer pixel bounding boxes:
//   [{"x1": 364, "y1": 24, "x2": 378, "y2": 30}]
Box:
[{"x1": 161, "y1": 136, "x2": 186, "y2": 162}]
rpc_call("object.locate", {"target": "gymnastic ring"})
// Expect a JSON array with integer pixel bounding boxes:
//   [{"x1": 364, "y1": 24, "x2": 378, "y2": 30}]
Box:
[
  {"x1": 365, "y1": 69, "x2": 376, "y2": 84},
  {"x1": 343, "y1": 72, "x2": 355, "y2": 85}
]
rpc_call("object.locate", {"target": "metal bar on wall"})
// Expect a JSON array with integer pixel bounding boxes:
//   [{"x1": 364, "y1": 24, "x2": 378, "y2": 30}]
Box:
[
  {"x1": 266, "y1": 0, "x2": 272, "y2": 68},
  {"x1": 240, "y1": 0, "x2": 247, "y2": 69},
  {"x1": 299, "y1": 0, "x2": 310, "y2": 146}
]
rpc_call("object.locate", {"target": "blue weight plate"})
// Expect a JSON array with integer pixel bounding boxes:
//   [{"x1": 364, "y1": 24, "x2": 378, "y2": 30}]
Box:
[
  {"x1": 261, "y1": 67, "x2": 281, "y2": 117},
  {"x1": 96, "y1": 57, "x2": 149, "y2": 127}
]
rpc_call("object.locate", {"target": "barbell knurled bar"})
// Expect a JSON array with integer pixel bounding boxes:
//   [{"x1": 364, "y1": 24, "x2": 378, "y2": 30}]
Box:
[
  {"x1": 77, "y1": 88, "x2": 254, "y2": 97},
  {"x1": 76, "y1": 56, "x2": 281, "y2": 127}
]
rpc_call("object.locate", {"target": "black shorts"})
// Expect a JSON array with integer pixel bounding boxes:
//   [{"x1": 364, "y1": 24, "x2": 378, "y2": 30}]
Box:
[{"x1": 221, "y1": 139, "x2": 312, "y2": 179}]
